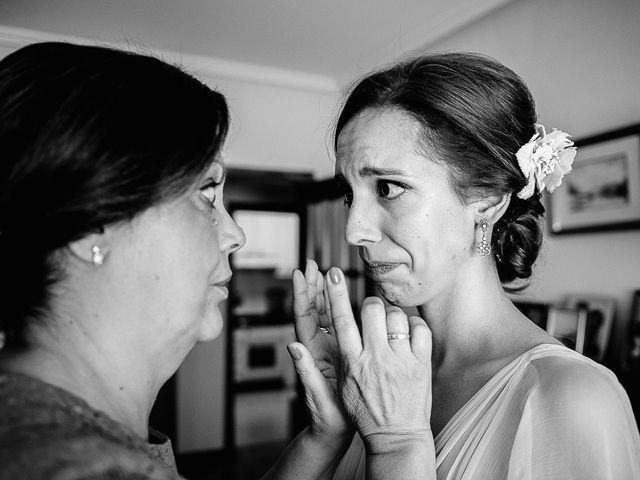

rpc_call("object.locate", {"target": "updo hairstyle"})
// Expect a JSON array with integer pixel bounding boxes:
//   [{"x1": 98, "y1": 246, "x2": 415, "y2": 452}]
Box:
[
  {"x1": 334, "y1": 52, "x2": 545, "y2": 287},
  {"x1": 0, "y1": 42, "x2": 229, "y2": 346}
]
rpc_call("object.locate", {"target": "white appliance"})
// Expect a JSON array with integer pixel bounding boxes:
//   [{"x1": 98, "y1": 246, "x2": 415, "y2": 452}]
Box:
[{"x1": 233, "y1": 324, "x2": 297, "y2": 386}]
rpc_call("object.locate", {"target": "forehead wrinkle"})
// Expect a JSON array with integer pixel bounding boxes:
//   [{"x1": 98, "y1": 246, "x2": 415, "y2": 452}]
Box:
[
  {"x1": 336, "y1": 154, "x2": 421, "y2": 182},
  {"x1": 336, "y1": 109, "x2": 426, "y2": 180}
]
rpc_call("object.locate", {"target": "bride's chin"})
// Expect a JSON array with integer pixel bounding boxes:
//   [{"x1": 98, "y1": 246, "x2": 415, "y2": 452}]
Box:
[
  {"x1": 375, "y1": 283, "x2": 423, "y2": 309},
  {"x1": 375, "y1": 284, "x2": 405, "y2": 306}
]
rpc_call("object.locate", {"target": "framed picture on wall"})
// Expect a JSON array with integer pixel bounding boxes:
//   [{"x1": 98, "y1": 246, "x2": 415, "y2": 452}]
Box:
[
  {"x1": 564, "y1": 295, "x2": 615, "y2": 362},
  {"x1": 626, "y1": 290, "x2": 640, "y2": 370},
  {"x1": 546, "y1": 306, "x2": 588, "y2": 354},
  {"x1": 631, "y1": 290, "x2": 640, "y2": 325},
  {"x1": 549, "y1": 123, "x2": 640, "y2": 234}
]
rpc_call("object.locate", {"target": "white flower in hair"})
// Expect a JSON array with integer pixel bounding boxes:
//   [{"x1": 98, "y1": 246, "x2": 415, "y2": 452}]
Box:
[{"x1": 516, "y1": 123, "x2": 577, "y2": 199}]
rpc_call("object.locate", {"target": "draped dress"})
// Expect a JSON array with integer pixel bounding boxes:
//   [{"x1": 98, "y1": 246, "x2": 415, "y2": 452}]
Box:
[{"x1": 333, "y1": 344, "x2": 640, "y2": 480}]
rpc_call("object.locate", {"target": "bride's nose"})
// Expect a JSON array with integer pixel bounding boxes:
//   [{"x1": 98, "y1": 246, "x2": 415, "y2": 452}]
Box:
[{"x1": 345, "y1": 201, "x2": 382, "y2": 247}]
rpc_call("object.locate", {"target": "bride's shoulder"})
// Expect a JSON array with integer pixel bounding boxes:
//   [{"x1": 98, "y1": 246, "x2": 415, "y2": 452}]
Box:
[{"x1": 522, "y1": 345, "x2": 627, "y2": 415}]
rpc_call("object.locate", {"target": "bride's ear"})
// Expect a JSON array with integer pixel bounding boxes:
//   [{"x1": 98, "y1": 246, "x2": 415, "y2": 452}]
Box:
[
  {"x1": 67, "y1": 230, "x2": 110, "y2": 267},
  {"x1": 473, "y1": 192, "x2": 511, "y2": 225}
]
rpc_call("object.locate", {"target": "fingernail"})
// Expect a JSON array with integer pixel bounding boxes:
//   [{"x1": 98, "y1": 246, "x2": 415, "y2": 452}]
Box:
[
  {"x1": 287, "y1": 344, "x2": 302, "y2": 360},
  {"x1": 329, "y1": 267, "x2": 341, "y2": 285}
]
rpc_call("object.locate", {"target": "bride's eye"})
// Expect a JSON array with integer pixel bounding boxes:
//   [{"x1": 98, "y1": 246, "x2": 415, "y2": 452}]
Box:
[{"x1": 377, "y1": 180, "x2": 405, "y2": 200}]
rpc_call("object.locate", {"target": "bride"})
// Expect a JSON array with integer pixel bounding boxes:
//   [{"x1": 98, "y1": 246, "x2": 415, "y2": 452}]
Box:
[{"x1": 292, "y1": 52, "x2": 640, "y2": 479}]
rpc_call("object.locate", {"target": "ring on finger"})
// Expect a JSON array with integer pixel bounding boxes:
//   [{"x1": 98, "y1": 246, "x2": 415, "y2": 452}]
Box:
[
  {"x1": 319, "y1": 326, "x2": 332, "y2": 335},
  {"x1": 387, "y1": 332, "x2": 410, "y2": 340}
]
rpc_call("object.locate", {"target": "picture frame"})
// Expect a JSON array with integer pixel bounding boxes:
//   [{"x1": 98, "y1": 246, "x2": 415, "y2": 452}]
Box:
[
  {"x1": 563, "y1": 295, "x2": 616, "y2": 362},
  {"x1": 549, "y1": 123, "x2": 640, "y2": 234},
  {"x1": 625, "y1": 290, "x2": 640, "y2": 370},
  {"x1": 546, "y1": 306, "x2": 588, "y2": 354},
  {"x1": 631, "y1": 289, "x2": 640, "y2": 325}
]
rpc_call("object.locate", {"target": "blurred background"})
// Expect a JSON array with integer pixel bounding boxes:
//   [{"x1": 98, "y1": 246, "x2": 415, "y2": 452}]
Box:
[{"x1": 1, "y1": 0, "x2": 639, "y2": 478}]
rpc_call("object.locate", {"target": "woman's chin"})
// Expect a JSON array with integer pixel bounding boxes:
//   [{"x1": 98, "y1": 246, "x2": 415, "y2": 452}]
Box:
[
  {"x1": 197, "y1": 328, "x2": 222, "y2": 343},
  {"x1": 197, "y1": 314, "x2": 224, "y2": 342}
]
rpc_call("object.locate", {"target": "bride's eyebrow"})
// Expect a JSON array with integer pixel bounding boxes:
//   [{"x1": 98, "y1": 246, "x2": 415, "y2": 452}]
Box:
[{"x1": 360, "y1": 166, "x2": 406, "y2": 177}]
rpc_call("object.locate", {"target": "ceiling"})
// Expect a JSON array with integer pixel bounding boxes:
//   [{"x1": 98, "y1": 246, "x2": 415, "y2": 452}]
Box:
[{"x1": 0, "y1": 0, "x2": 516, "y2": 90}]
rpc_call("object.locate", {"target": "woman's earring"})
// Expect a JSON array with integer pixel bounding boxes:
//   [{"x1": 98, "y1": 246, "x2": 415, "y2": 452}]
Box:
[
  {"x1": 91, "y1": 245, "x2": 104, "y2": 266},
  {"x1": 476, "y1": 220, "x2": 491, "y2": 256}
]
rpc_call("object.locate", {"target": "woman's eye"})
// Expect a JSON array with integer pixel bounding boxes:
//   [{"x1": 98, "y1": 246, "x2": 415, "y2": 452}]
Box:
[
  {"x1": 199, "y1": 183, "x2": 217, "y2": 207},
  {"x1": 377, "y1": 180, "x2": 405, "y2": 200},
  {"x1": 343, "y1": 190, "x2": 353, "y2": 207}
]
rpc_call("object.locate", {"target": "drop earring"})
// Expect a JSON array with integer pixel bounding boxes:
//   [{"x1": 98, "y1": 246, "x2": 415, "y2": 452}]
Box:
[
  {"x1": 91, "y1": 245, "x2": 104, "y2": 266},
  {"x1": 475, "y1": 220, "x2": 491, "y2": 256}
]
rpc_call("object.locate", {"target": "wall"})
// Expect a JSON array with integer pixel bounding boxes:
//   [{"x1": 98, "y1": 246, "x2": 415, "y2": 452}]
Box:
[
  {"x1": 424, "y1": 0, "x2": 640, "y2": 359},
  {"x1": 212, "y1": 77, "x2": 339, "y2": 178}
]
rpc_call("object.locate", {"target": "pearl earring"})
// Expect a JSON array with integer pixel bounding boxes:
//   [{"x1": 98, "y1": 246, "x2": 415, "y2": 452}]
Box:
[
  {"x1": 475, "y1": 220, "x2": 491, "y2": 256},
  {"x1": 91, "y1": 245, "x2": 104, "y2": 266}
]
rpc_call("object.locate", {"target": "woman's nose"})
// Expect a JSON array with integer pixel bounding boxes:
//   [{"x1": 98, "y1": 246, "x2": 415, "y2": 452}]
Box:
[
  {"x1": 221, "y1": 212, "x2": 246, "y2": 254},
  {"x1": 345, "y1": 203, "x2": 382, "y2": 247}
]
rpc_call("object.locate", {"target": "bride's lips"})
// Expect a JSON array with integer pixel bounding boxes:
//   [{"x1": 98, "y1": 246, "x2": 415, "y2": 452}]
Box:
[{"x1": 364, "y1": 262, "x2": 400, "y2": 279}]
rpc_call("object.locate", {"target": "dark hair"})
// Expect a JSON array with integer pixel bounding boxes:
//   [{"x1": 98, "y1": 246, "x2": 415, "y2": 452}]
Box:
[
  {"x1": 0, "y1": 42, "x2": 229, "y2": 346},
  {"x1": 335, "y1": 52, "x2": 545, "y2": 288}
]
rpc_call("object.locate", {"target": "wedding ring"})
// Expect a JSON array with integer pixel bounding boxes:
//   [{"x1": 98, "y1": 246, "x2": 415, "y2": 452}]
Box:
[
  {"x1": 319, "y1": 326, "x2": 332, "y2": 335},
  {"x1": 387, "y1": 333, "x2": 411, "y2": 340}
]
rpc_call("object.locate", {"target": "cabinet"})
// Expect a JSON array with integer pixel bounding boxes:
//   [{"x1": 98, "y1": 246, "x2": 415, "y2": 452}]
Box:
[
  {"x1": 224, "y1": 169, "x2": 312, "y2": 451},
  {"x1": 229, "y1": 212, "x2": 300, "y2": 448},
  {"x1": 223, "y1": 169, "x2": 369, "y2": 451}
]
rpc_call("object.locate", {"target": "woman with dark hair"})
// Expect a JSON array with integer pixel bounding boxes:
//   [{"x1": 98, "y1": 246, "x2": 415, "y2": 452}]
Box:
[
  {"x1": 292, "y1": 53, "x2": 640, "y2": 479},
  {"x1": 0, "y1": 41, "x2": 243, "y2": 479},
  {"x1": 0, "y1": 42, "x2": 432, "y2": 480}
]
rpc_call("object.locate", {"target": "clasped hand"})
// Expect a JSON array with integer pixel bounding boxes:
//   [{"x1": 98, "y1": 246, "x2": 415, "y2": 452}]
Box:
[{"x1": 290, "y1": 260, "x2": 432, "y2": 455}]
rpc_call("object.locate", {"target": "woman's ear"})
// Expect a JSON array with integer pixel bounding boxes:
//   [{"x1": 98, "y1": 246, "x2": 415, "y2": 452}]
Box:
[
  {"x1": 67, "y1": 231, "x2": 110, "y2": 267},
  {"x1": 473, "y1": 192, "x2": 511, "y2": 225}
]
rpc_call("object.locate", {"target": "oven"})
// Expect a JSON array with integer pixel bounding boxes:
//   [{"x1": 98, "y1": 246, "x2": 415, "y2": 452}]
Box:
[{"x1": 233, "y1": 324, "x2": 297, "y2": 387}]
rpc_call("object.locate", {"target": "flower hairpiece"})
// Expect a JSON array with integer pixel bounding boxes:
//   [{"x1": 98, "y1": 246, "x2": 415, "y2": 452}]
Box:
[{"x1": 516, "y1": 123, "x2": 577, "y2": 200}]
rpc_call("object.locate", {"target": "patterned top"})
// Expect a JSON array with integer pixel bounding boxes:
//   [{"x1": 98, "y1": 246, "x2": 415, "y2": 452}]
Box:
[{"x1": 0, "y1": 372, "x2": 182, "y2": 480}]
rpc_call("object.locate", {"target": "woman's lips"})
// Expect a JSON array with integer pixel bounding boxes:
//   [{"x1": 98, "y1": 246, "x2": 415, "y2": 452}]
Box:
[
  {"x1": 212, "y1": 274, "x2": 231, "y2": 298},
  {"x1": 213, "y1": 285, "x2": 229, "y2": 299}
]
